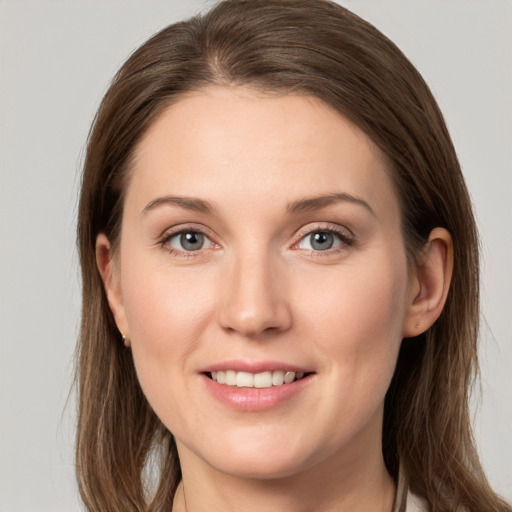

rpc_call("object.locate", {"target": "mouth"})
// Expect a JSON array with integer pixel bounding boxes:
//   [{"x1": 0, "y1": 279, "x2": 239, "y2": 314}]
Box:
[
  {"x1": 206, "y1": 370, "x2": 312, "y2": 388},
  {"x1": 201, "y1": 365, "x2": 315, "y2": 411}
]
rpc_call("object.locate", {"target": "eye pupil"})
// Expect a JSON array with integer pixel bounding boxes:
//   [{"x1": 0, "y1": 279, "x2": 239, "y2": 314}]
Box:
[
  {"x1": 180, "y1": 232, "x2": 204, "y2": 251},
  {"x1": 311, "y1": 232, "x2": 334, "y2": 250}
]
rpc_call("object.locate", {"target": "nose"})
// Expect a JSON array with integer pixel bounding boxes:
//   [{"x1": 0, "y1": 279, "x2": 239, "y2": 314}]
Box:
[{"x1": 217, "y1": 250, "x2": 292, "y2": 339}]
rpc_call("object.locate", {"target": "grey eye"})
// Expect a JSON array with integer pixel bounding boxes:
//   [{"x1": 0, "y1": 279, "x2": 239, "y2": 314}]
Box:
[
  {"x1": 170, "y1": 231, "x2": 208, "y2": 251},
  {"x1": 297, "y1": 231, "x2": 344, "y2": 251},
  {"x1": 310, "y1": 232, "x2": 334, "y2": 250}
]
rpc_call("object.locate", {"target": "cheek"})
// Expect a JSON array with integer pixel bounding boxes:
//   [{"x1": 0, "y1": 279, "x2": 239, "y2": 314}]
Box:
[
  {"x1": 119, "y1": 255, "x2": 217, "y2": 395},
  {"x1": 123, "y1": 264, "x2": 215, "y2": 345},
  {"x1": 297, "y1": 250, "x2": 409, "y2": 377},
  {"x1": 119, "y1": 263, "x2": 221, "y2": 437}
]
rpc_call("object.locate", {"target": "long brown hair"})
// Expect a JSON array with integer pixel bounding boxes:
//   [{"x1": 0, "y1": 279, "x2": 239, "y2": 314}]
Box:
[{"x1": 76, "y1": 1, "x2": 511, "y2": 510}]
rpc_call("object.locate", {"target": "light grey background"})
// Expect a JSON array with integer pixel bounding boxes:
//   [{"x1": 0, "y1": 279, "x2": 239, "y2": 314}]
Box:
[{"x1": 0, "y1": 1, "x2": 510, "y2": 510}]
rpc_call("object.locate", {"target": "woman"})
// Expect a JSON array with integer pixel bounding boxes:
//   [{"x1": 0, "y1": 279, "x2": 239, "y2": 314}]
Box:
[{"x1": 75, "y1": 0, "x2": 511, "y2": 510}]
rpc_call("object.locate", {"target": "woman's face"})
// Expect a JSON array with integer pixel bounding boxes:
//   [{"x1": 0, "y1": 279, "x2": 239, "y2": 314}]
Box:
[{"x1": 104, "y1": 86, "x2": 419, "y2": 479}]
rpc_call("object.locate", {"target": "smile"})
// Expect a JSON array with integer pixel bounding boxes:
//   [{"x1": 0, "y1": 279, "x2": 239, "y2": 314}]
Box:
[{"x1": 209, "y1": 370, "x2": 308, "y2": 388}]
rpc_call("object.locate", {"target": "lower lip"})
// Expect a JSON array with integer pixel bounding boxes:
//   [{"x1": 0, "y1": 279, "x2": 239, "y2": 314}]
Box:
[{"x1": 202, "y1": 374, "x2": 314, "y2": 411}]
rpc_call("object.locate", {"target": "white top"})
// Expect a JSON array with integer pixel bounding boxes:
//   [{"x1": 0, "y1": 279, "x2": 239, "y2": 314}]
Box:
[
  {"x1": 405, "y1": 491, "x2": 429, "y2": 512},
  {"x1": 393, "y1": 469, "x2": 429, "y2": 512}
]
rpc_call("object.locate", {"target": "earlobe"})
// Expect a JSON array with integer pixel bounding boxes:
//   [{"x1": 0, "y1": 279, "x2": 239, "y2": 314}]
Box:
[
  {"x1": 402, "y1": 227, "x2": 453, "y2": 338},
  {"x1": 96, "y1": 233, "x2": 129, "y2": 341}
]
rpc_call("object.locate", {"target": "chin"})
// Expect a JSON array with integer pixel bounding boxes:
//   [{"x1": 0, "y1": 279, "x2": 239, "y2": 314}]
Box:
[
  {"x1": 207, "y1": 452, "x2": 312, "y2": 480},
  {"x1": 179, "y1": 429, "x2": 328, "y2": 481}
]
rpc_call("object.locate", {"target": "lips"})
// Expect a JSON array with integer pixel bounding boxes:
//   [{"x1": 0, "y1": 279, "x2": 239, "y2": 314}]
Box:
[
  {"x1": 209, "y1": 370, "x2": 308, "y2": 388},
  {"x1": 200, "y1": 361, "x2": 314, "y2": 410}
]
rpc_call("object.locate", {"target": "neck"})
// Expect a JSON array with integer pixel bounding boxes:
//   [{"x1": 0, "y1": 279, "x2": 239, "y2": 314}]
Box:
[{"x1": 172, "y1": 443, "x2": 396, "y2": 512}]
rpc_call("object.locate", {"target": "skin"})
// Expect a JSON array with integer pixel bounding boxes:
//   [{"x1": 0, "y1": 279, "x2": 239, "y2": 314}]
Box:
[{"x1": 97, "y1": 86, "x2": 453, "y2": 512}]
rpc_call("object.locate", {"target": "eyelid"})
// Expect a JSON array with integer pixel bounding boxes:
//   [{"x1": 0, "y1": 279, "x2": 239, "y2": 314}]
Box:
[{"x1": 158, "y1": 223, "x2": 215, "y2": 240}]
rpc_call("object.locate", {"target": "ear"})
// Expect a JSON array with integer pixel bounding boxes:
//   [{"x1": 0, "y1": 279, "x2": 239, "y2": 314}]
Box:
[
  {"x1": 402, "y1": 227, "x2": 454, "y2": 338},
  {"x1": 96, "y1": 233, "x2": 130, "y2": 345}
]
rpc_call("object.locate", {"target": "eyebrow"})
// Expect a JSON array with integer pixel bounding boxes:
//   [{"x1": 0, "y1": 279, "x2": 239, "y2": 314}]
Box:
[
  {"x1": 141, "y1": 192, "x2": 375, "y2": 217},
  {"x1": 142, "y1": 195, "x2": 216, "y2": 215},
  {"x1": 286, "y1": 192, "x2": 376, "y2": 217}
]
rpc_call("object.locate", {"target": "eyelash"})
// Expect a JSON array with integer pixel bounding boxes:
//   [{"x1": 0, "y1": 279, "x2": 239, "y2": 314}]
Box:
[{"x1": 158, "y1": 223, "x2": 354, "y2": 258}]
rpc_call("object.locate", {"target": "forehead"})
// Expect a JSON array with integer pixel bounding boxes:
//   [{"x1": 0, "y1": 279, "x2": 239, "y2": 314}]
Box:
[{"x1": 127, "y1": 86, "x2": 398, "y2": 221}]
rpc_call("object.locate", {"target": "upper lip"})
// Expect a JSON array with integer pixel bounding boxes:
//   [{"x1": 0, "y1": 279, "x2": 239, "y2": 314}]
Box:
[{"x1": 199, "y1": 360, "x2": 312, "y2": 374}]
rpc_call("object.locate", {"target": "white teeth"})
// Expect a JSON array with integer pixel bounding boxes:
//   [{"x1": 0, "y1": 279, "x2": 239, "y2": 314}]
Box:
[
  {"x1": 210, "y1": 369, "x2": 307, "y2": 387},
  {"x1": 284, "y1": 371, "x2": 296, "y2": 384},
  {"x1": 253, "y1": 371, "x2": 272, "y2": 388},
  {"x1": 272, "y1": 370, "x2": 285, "y2": 386},
  {"x1": 225, "y1": 370, "x2": 237, "y2": 386},
  {"x1": 236, "y1": 371, "x2": 254, "y2": 388}
]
